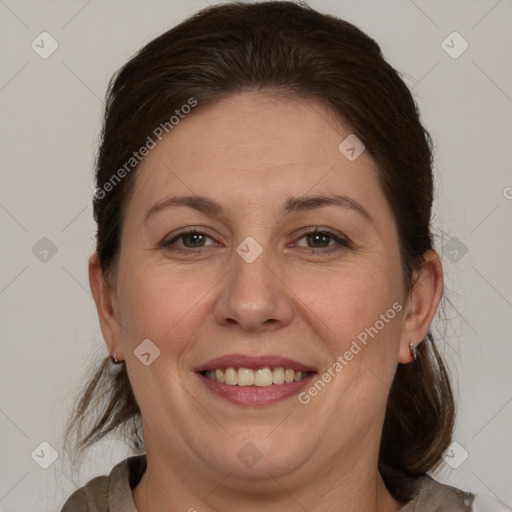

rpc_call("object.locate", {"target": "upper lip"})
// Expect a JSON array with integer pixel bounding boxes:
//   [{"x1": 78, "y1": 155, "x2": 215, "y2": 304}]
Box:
[{"x1": 194, "y1": 354, "x2": 316, "y2": 373}]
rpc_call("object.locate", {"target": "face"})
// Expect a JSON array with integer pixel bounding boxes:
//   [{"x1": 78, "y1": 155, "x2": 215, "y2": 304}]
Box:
[{"x1": 95, "y1": 91, "x2": 435, "y2": 491}]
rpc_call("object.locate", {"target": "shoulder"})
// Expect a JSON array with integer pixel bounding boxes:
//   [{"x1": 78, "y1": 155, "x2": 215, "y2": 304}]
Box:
[
  {"x1": 60, "y1": 474, "x2": 109, "y2": 512},
  {"x1": 400, "y1": 474, "x2": 473, "y2": 511},
  {"x1": 400, "y1": 475, "x2": 507, "y2": 512},
  {"x1": 60, "y1": 455, "x2": 147, "y2": 512}
]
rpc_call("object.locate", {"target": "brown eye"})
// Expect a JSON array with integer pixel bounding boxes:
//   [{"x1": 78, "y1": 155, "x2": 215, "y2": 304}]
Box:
[
  {"x1": 305, "y1": 232, "x2": 333, "y2": 248},
  {"x1": 162, "y1": 230, "x2": 217, "y2": 251},
  {"x1": 180, "y1": 232, "x2": 208, "y2": 248},
  {"x1": 295, "y1": 229, "x2": 351, "y2": 252}
]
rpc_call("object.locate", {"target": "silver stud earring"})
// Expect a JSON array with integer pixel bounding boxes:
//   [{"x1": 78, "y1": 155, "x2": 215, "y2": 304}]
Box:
[
  {"x1": 111, "y1": 351, "x2": 121, "y2": 364},
  {"x1": 409, "y1": 341, "x2": 418, "y2": 362}
]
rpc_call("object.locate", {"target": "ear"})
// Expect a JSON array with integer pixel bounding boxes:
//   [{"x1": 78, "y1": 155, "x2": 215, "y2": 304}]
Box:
[
  {"x1": 398, "y1": 249, "x2": 443, "y2": 364},
  {"x1": 88, "y1": 253, "x2": 125, "y2": 360}
]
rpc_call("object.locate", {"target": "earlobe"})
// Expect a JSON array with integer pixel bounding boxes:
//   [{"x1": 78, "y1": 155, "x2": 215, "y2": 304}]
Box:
[
  {"x1": 88, "y1": 253, "x2": 125, "y2": 360},
  {"x1": 398, "y1": 250, "x2": 443, "y2": 364}
]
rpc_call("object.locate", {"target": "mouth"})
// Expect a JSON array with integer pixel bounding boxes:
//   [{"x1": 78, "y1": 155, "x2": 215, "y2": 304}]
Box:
[
  {"x1": 194, "y1": 354, "x2": 317, "y2": 406},
  {"x1": 200, "y1": 367, "x2": 311, "y2": 386}
]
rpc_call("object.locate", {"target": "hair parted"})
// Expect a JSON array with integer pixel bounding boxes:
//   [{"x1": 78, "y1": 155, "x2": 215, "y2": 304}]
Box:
[{"x1": 64, "y1": 1, "x2": 455, "y2": 502}]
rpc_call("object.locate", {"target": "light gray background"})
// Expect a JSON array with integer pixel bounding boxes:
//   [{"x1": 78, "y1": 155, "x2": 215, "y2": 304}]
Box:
[{"x1": 0, "y1": 0, "x2": 511, "y2": 510}]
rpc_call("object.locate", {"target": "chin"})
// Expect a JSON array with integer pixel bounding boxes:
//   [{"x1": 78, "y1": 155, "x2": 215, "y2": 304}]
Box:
[{"x1": 198, "y1": 428, "x2": 314, "y2": 480}]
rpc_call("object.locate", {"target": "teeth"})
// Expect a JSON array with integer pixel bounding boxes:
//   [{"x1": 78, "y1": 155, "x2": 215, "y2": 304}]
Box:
[
  {"x1": 272, "y1": 367, "x2": 285, "y2": 384},
  {"x1": 238, "y1": 368, "x2": 255, "y2": 386},
  {"x1": 203, "y1": 367, "x2": 310, "y2": 386},
  {"x1": 225, "y1": 367, "x2": 237, "y2": 385},
  {"x1": 254, "y1": 368, "x2": 273, "y2": 386},
  {"x1": 215, "y1": 369, "x2": 225, "y2": 384}
]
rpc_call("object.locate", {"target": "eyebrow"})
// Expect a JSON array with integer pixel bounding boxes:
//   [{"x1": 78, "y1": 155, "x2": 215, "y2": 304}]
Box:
[{"x1": 143, "y1": 193, "x2": 373, "y2": 224}]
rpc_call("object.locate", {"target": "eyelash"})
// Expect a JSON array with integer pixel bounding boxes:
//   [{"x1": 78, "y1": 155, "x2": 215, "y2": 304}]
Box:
[{"x1": 161, "y1": 227, "x2": 351, "y2": 255}]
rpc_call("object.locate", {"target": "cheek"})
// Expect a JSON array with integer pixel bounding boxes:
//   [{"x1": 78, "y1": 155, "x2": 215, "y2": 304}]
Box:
[
  {"x1": 298, "y1": 263, "x2": 403, "y2": 347},
  {"x1": 301, "y1": 265, "x2": 404, "y2": 404},
  {"x1": 116, "y1": 260, "x2": 219, "y2": 352},
  {"x1": 116, "y1": 263, "x2": 210, "y2": 422}
]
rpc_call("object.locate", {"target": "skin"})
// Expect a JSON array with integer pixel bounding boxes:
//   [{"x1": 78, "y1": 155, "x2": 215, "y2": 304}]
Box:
[{"x1": 89, "y1": 91, "x2": 443, "y2": 511}]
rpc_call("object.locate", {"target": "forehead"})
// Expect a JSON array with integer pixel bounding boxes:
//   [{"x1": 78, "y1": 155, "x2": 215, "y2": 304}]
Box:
[
  {"x1": 127, "y1": 91, "x2": 388, "y2": 222},
  {"x1": 173, "y1": 92, "x2": 341, "y2": 165}
]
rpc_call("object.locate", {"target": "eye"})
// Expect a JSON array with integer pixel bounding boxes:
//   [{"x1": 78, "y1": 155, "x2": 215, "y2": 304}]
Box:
[
  {"x1": 294, "y1": 228, "x2": 351, "y2": 253},
  {"x1": 160, "y1": 227, "x2": 351, "y2": 254},
  {"x1": 162, "y1": 229, "x2": 217, "y2": 251}
]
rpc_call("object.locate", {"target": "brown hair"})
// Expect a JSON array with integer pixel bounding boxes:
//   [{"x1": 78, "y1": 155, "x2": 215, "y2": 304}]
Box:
[{"x1": 64, "y1": 1, "x2": 454, "y2": 501}]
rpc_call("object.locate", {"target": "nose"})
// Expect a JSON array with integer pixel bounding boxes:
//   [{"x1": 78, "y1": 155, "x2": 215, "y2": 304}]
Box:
[{"x1": 212, "y1": 244, "x2": 294, "y2": 333}]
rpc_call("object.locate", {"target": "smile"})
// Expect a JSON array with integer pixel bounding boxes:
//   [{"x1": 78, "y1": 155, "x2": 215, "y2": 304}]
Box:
[
  {"x1": 195, "y1": 354, "x2": 317, "y2": 406},
  {"x1": 201, "y1": 367, "x2": 311, "y2": 386}
]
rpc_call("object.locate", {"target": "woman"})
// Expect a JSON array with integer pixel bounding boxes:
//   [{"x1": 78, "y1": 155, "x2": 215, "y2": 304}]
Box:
[{"x1": 61, "y1": 2, "x2": 502, "y2": 510}]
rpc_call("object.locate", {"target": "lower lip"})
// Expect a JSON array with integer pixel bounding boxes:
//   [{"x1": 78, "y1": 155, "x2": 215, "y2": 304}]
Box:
[{"x1": 197, "y1": 372, "x2": 316, "y2": 406}]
